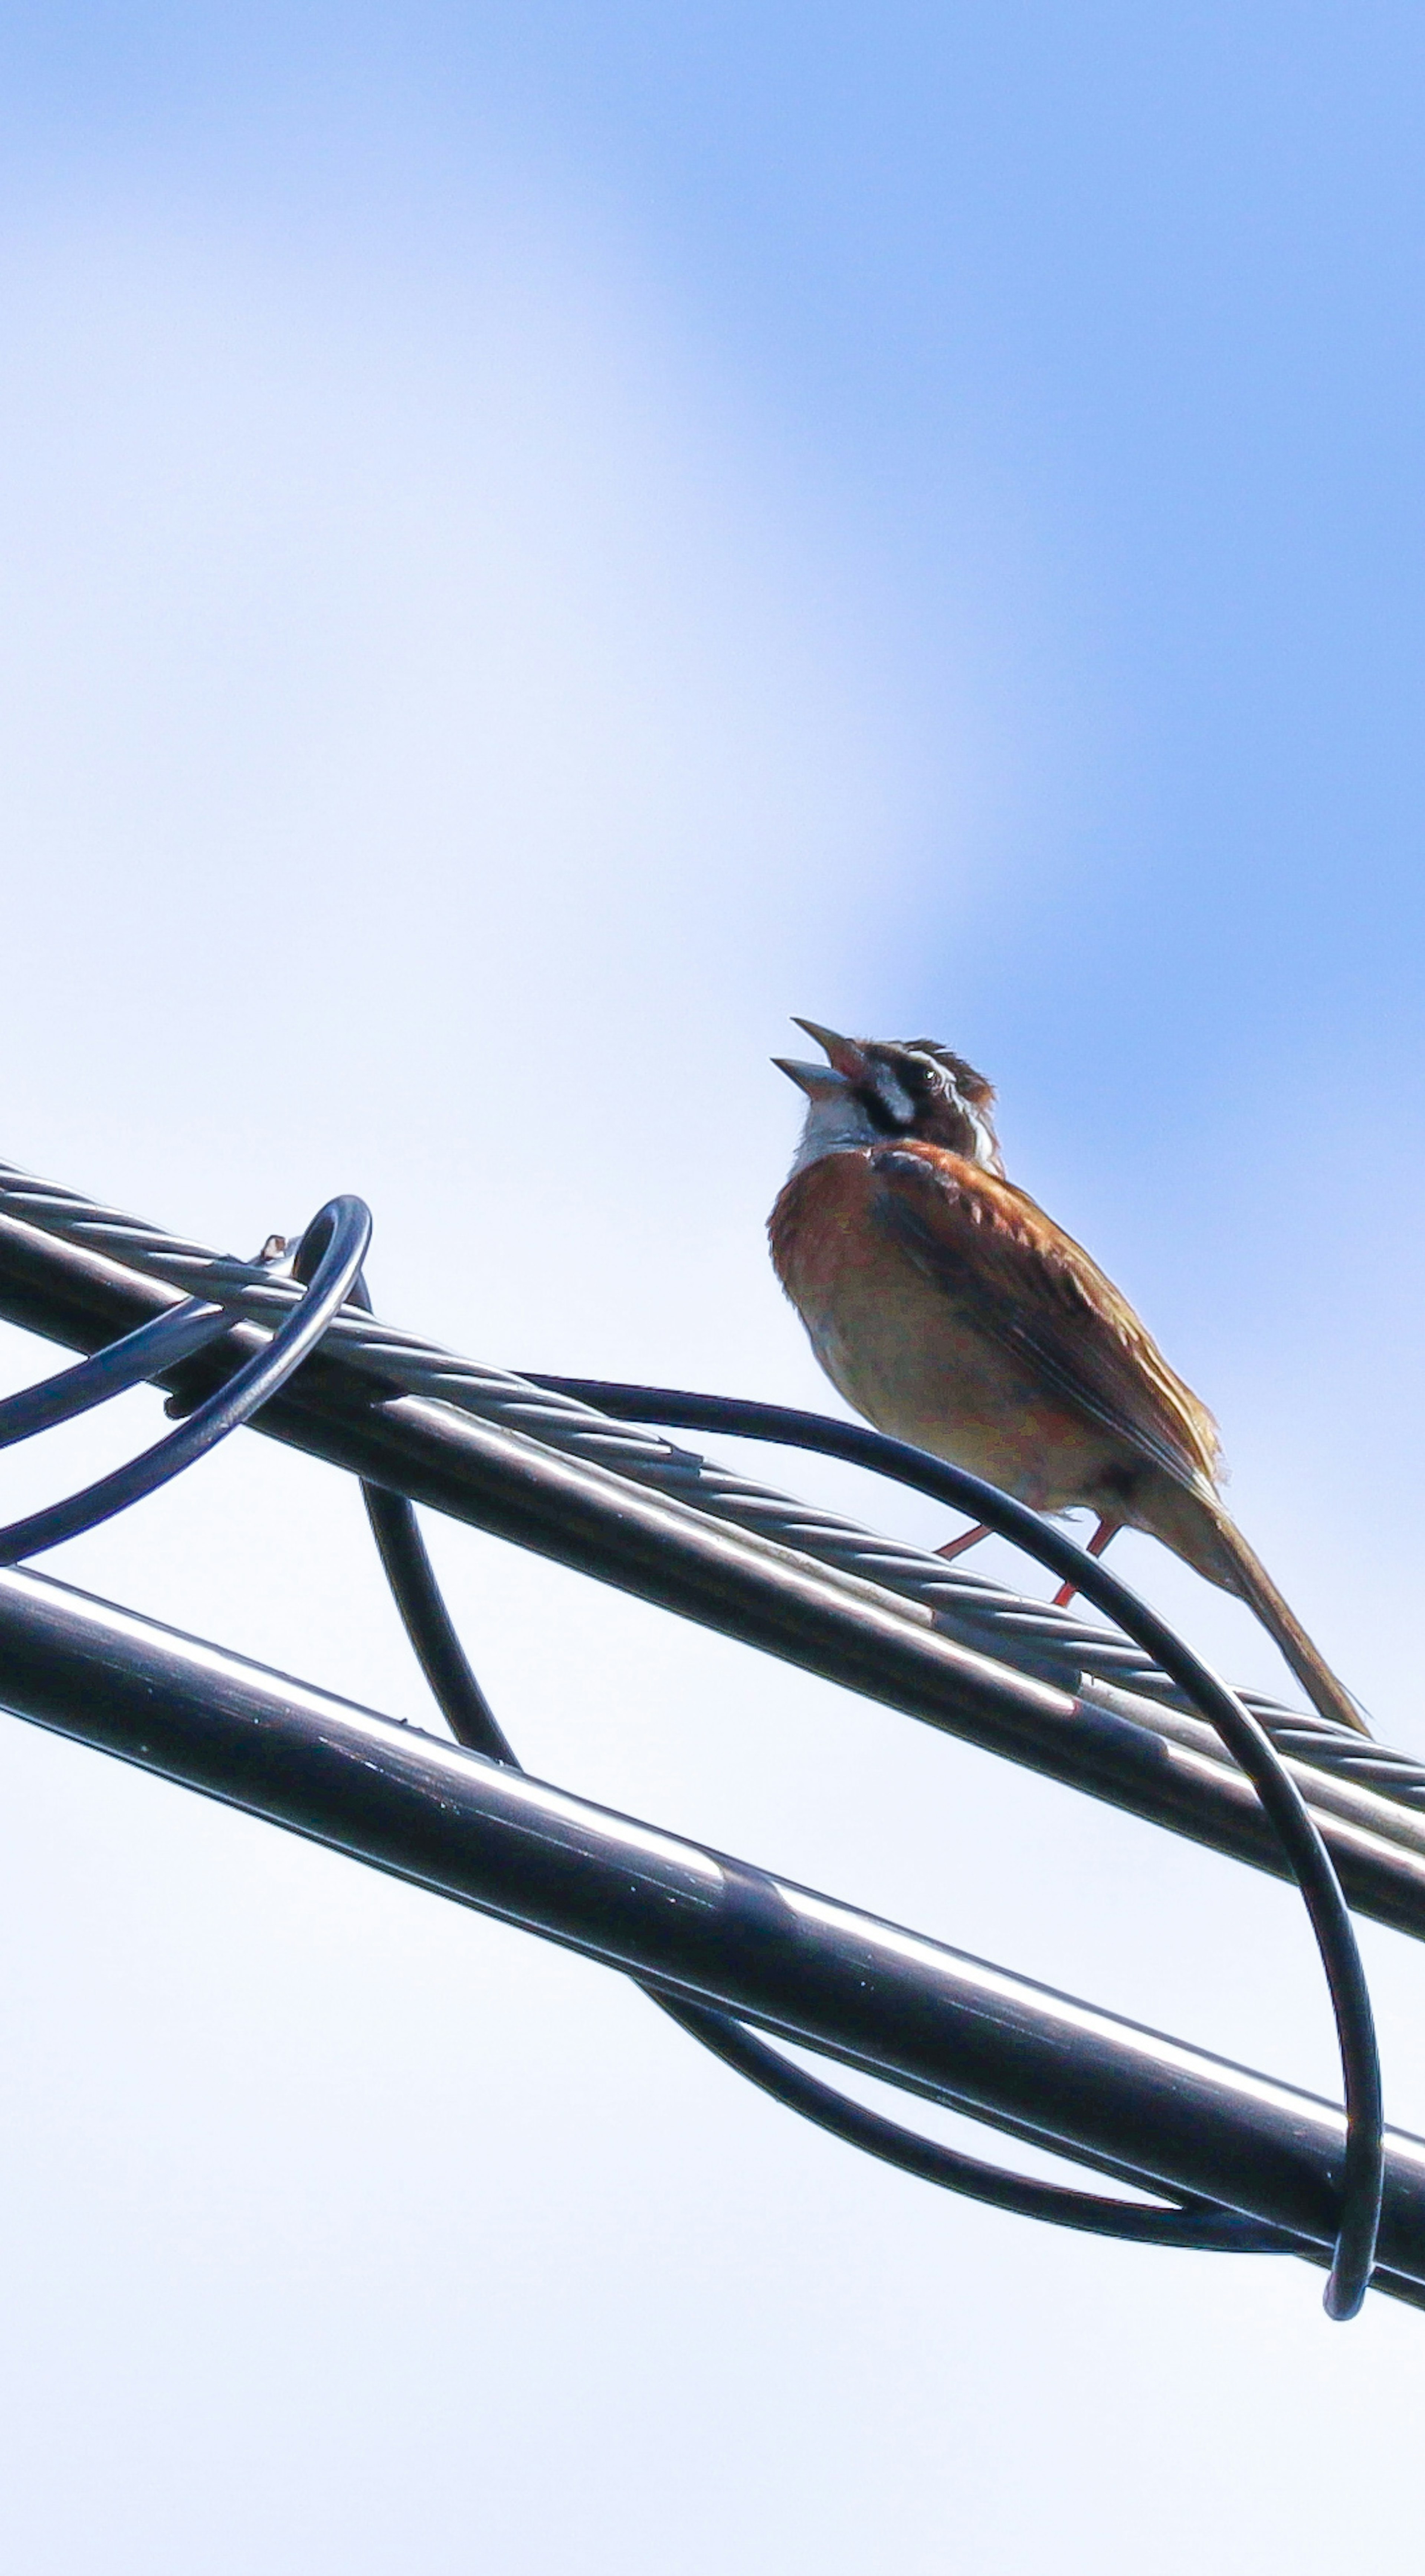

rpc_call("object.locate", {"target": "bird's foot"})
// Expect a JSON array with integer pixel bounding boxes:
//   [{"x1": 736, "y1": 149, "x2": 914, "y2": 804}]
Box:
[
  {"x1": 935, "y1": 1521, "x2": 992, "y2": 1563},
  {"x1": 1052, "y1": 1515, "x2": 1120, "y2": 1610}
]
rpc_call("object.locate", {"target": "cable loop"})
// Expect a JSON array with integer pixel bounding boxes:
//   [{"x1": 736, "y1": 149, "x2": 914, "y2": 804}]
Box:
[
  {"x1": 521, "y1": 1381, "x2": 1384, "y2": 2317},
  {"x1": 0, "y1": 1196, "x2": 371, "y2": 1566},
  {"x1": 347, "y1": 1334, "x2": 1320, "y2": 2275}
]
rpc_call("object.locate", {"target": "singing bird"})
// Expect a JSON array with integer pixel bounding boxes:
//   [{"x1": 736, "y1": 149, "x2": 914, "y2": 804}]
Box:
[{"x1": 769, "y1": 1020, "x2": 1368, "y2": 1737}]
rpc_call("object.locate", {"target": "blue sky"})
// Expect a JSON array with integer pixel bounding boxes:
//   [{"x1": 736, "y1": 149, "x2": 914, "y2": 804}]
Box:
[
  {"x1": 1, "y1": 9, "x2": 1423, "y2": 2569},
  {"x1": 7, "y1": 7, "x2": 1421, "y2": 1058},
  {"x1": 8, "y1": 4, "x2": 1420, "y2": 1047}
]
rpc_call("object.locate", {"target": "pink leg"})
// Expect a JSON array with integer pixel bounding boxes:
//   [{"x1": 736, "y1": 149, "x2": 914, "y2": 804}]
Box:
[
  {"x1": 936, "y1": 1521, "x2": 992, "y2": 1563},
  {"x1": 1053, "y1": 1516, "x2": 1120, "y2": 1609}
]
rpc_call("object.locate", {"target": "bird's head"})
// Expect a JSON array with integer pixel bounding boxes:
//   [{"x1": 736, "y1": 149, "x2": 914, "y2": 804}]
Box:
[{"x1": 773, "y1": 1020, "x2": 1004, "y2": 1175}]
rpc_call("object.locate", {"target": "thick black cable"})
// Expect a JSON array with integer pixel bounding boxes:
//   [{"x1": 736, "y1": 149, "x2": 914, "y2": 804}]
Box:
[
  {"x1": 0, "y1": 1198, "x2": 371, "y2": 1567},
  {"x1": 527, "y1": 1378, "x2": 1383, "y2": 2317}
]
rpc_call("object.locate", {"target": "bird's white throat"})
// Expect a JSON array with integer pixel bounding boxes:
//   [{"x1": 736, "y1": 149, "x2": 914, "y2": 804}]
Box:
[{"x1": 788, "y1": 1091, "x2": 882, "y2": 1176}]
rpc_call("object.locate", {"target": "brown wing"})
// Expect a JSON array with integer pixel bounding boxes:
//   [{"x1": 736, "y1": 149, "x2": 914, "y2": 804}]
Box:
[{"x1": 869, "y1": 1142, "x2": 1223, "y2": 1495}]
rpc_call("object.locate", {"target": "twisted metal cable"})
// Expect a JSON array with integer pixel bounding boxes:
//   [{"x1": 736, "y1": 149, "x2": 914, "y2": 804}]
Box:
[{"x1": 1, "y1": 1157, "x2": 1418, "y2": 1811}]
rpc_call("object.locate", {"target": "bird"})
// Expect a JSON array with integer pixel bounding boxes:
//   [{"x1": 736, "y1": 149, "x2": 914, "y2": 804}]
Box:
[{"x1": 769, "y1": 1019, "x2": 1369, "y2": 1737}]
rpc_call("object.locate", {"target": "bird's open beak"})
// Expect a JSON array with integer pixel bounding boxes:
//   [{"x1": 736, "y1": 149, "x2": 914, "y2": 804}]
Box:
[
  {"x1": 790, "y1": 1018, "x2": 869, "y2": 1081},
  {"x1": 772, "y1": 1056, "x2": 852, "y2": 1098}
]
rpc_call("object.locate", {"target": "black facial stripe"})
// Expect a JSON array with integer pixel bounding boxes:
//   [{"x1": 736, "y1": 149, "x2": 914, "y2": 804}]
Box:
[{"x1": 856, "y1": 1082, "x2": 905, "y2": 1134}]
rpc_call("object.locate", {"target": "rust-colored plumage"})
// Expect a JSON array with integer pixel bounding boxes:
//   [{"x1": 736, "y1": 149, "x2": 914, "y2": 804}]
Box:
[{"x1": 769, "y1": 1020, "x2": 1367, "y2": 1736}]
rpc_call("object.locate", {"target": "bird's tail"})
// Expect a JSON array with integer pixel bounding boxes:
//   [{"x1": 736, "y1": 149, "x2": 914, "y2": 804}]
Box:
[{"x1": 1149, "y1": 1484, "x2": 1371, "y2": 1738}]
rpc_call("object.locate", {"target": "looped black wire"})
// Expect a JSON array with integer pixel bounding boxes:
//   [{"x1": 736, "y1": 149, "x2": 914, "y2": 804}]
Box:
[
  {"x1": 0, "y1": 1197, "x2": 372, "y2": 1567},
  {"x1": 351, "y1": 1311, "x2": 1303, "y2": 2264},
  {"x1": 524, "y1": 1379, "x2": 1383, "y2": 2317},
  {"x1": 0, "y1": 1299, "x2": 239, "y2": 1451},
  {"x1": 652, "y1": 1994, "x2": 1300, "y2": 2249}
]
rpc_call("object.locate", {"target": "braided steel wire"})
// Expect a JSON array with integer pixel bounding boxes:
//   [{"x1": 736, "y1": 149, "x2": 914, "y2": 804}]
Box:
[{"x1": 1, "y1": 1157, "x2": 1418, "y2": 1811}]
